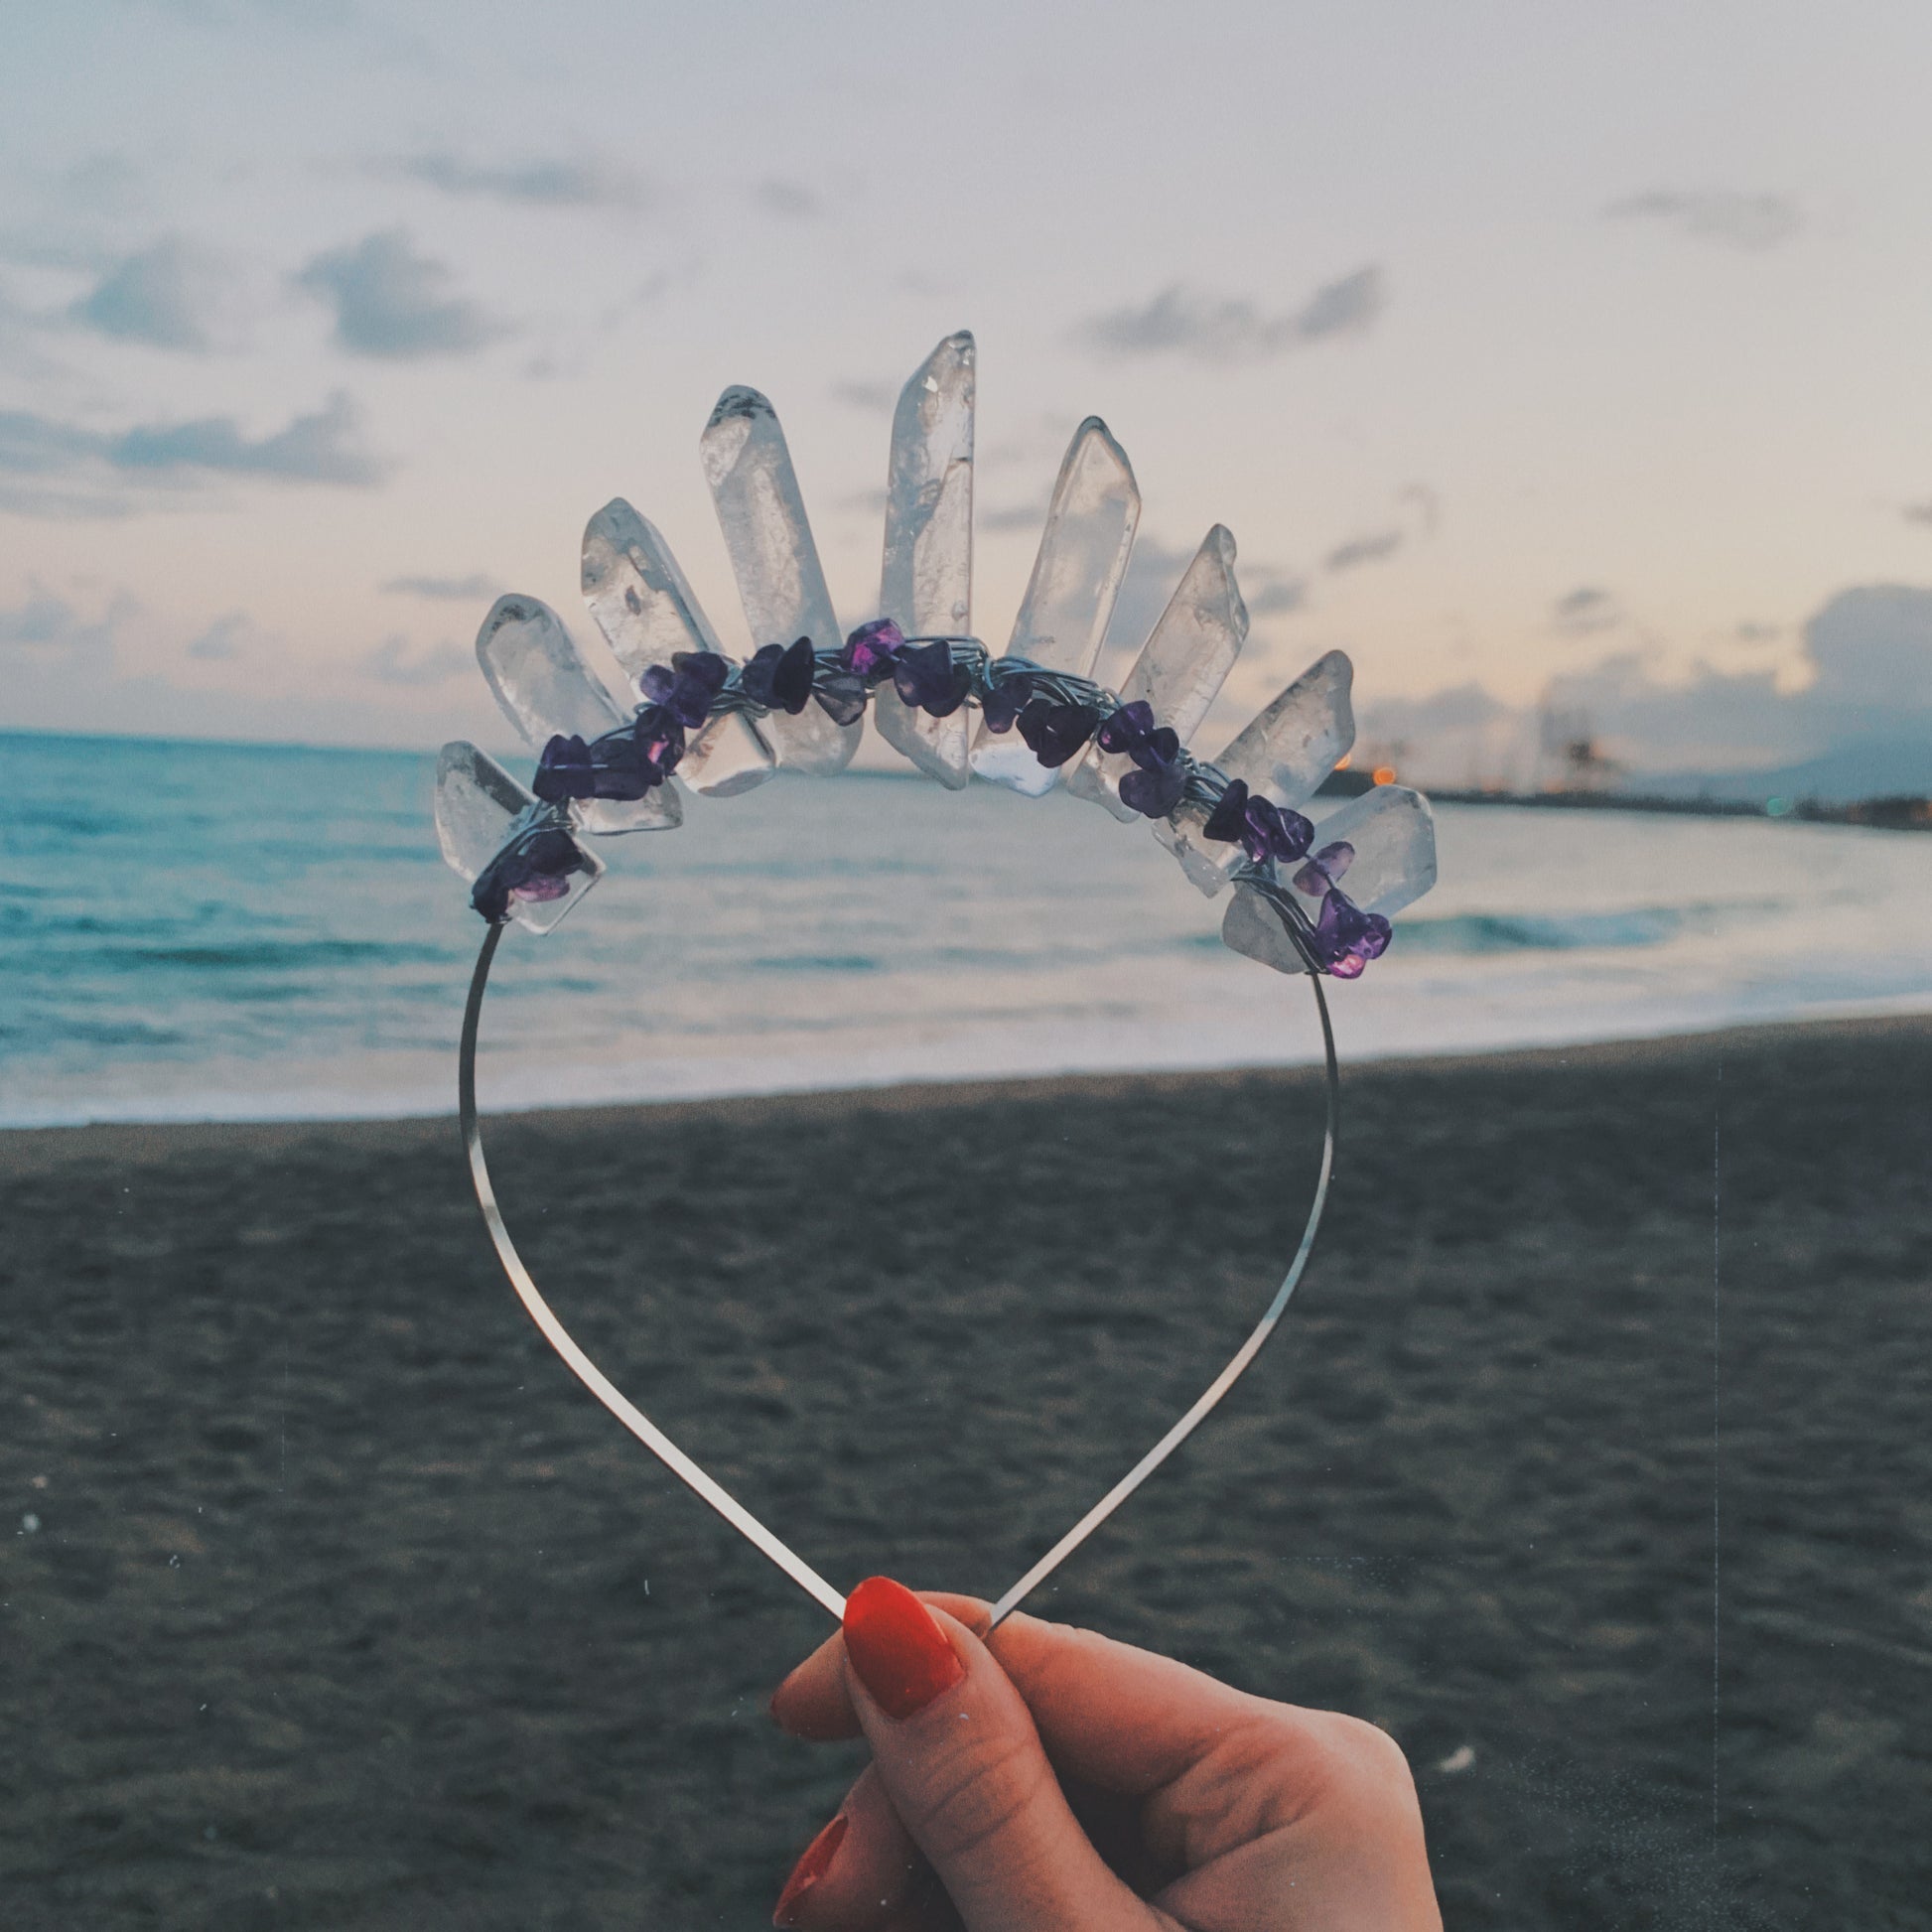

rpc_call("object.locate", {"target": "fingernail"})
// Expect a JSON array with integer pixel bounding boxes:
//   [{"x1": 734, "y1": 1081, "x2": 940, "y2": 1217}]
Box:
[
  {"x1": 772, "y1": 1812, "x2": 847, "y2": 1928},
  {"x1": 843, "y1": 1576, "x2": 964, "y2": 1720}
]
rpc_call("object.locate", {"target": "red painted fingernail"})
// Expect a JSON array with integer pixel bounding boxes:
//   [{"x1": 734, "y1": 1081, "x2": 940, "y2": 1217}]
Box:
[
  {"x1": 772, "y1": 1812, "x2": 847, "y2": 1928},
  {"x1": 843, "y1": 1577, "x2": 964, "y2": 1720}
]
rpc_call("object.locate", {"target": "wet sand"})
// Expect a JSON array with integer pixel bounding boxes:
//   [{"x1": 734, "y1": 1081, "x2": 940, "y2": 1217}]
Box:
[{"x1": 3, "y1": 1017, "x2": 1930, "y2": 1928}]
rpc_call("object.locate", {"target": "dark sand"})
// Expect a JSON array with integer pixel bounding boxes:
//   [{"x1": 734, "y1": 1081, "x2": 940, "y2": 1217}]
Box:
[{"x1": 3, "y1": 1018, "x2": 1930, "y2": 1929}]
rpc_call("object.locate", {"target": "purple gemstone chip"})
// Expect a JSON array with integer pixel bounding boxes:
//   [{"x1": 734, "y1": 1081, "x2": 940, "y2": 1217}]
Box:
[{"x1": 842, "y1": 619, "x2": 906, "y2": 681}]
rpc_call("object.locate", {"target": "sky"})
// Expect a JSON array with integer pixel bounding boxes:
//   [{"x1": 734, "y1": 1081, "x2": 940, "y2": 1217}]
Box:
[{"x1": 5, "y1": 0, "x2": 1932, "y2": 785}]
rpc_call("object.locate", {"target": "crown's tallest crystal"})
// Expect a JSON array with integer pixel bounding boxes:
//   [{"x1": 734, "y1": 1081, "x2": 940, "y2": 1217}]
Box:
[
  {"x1": 970, "y1": 418, "x2": 1140, "y2": 795},
  {"x1": 877, "y1": 332, "x2": 975, "y2": 787},
  {"x1": 701, "y1": 386, "x2": 861, "y2": 774}
]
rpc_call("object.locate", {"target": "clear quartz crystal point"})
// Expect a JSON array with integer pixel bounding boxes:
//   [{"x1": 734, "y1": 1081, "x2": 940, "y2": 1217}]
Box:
[
  {"x1": 475, "y1": 593, "x2": 680, "y2": 834},
  {"x1": 1156, "y1": 649, "x2": 1355, "y2": 896},
  {"x1": 970, "y1": 417, "x2": 1140, "y2": 795},
  {"x1": 1220, "y1": 887, "x2": 1309, "y2": 975},
  {"x1": 1293, "y1": 783, "x2": 1438, "y2": 915},
  {"x1": 1221, "y1": 784, "x2": 1437, "y2": 976},
  {"x1": 581, "y1": 498, "x2": 775, "y2": 798},
  {"x1": 1065, "y1": 524, "x2": 1247, "y2": 822},
  {"x1": 700, "y1": 385, "x2": 860, "y2": 774},
  {"x1": 434, "y1": 741, "x2": 603, "y2": 934},
  {"x1": 877, "y1": 331, "x2": 974, "y2": 787}
]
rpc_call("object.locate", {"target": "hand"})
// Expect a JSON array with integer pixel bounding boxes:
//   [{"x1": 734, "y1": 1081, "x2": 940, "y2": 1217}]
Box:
[{"x1": 766, "y1": 1578, "x2": 1442, "y2": 1931}]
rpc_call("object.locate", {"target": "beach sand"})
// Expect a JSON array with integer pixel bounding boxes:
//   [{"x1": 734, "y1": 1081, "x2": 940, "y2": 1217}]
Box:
[{"x1": 3, "y1": 1017, "x2": 1929, "y2": 1928}]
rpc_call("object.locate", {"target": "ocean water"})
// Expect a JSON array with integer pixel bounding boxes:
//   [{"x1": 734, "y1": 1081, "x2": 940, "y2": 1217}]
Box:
[{"x1": 3, "y1": 730, "x2": 1930, "y2": 1128}]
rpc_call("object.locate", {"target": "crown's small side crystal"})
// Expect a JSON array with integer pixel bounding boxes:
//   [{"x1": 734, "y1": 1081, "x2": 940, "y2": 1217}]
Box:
[
  {"x1": 700, "y1": 385, "x2": 860, "y2": 774},
  {"x1": 477, "y1": 595, "x2": 680, "y2": 834},
  {"x1": 1292, "y1": 784, "x2": 1438, "y2": 916},
  {"x1": 435, "y1": 742, "x2": 604, "y2": 933},
  {"x1": 971, "y1": 417, "x2": 1140, "y2": 794},
  {"x1": 581, "y1": 498, "x2": 775, "y2": 798},
  {"x1": 1220, "y1": 888, "x2": 1309, "y2": 976},
  {"x1": 1158, "y1": 649, "x2": 1354, "y2": 895},
  {"x1": 1066, "y1": 524, "x2": 1247, "y2": 822},
  {"x1": 1222, "y1": 784, "x2": 1434, "y2": 978},
  {"x1": 877, "y1": 332, "x2": 974, "y2": 787}
]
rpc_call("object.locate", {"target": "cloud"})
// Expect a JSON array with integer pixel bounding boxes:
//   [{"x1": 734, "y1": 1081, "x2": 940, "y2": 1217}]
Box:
[
  {"x1": 830, "y1": 378, "x2": 896, "y2": 412},
  {"x1": 69, "y1": 238, "x2": 219, "y2": 349},
  {"x1": 1100, "y1": 534, "x2": 1208, "y2": 656},
  {"x1": 1552, "y1": 585, "x2": 1621, "y2": 635},
  {"x1": 382, "y1": 572, "x2": 498, "y2": 601},
  {"x1": 296, "y1": 230, "x2": 497, "y2": 358},
  {"x1": 1246, "y1": 576, "x2": 1308, "y2": 618},
  {"x1": 1380, "y1": 583, "x2": 1932, "y2": 793},
  {"x1": 1731, "y1": 621, "x2": 1782, "y2": 644},
  {"x1": 0, "y1": 587, "x2": 122, "y2": 651},
  {"x1": 980, "y1": 499, "x2": 1048, "y2": 534},
  {"x1": 185, "y1": 611, "x2": 266, "y2": 660},
  {"x1": 1324, "y1": 528, "x2": 1404, "y2": 573},
  {"x1": 754, "y1": 178, "x2": 821, "y2": 219},
  {"x1": 362, "y1": 634, "x2": 470, "y2": 685},
  {"x1": 1398, "y1": 483, "x2": 1442, "y2": 535},
  {"x1": 0, "y1": 391, "x2": 386, "y2": 511},
  {"x1": 1603, "y1": 190, "x2": 1802, "y2": 251},
  {"x1": 1904, "y1": 500, "x2": 1932, "y2": 527},
  {"x1": 391, "y1": 151, "x2": 647, "y2": 210},
  {"x1": 1079, "y1": 265, "x2": 1386, "y2": 364},
  {"x1": 1804, "y1": 584, "x2": 1932, "y2": 711}
]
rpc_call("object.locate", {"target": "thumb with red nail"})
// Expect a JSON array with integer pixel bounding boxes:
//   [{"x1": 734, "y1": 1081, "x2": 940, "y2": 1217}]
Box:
[{"x1": 768, "y1": 1578, "x2": 1442, "y2": 1931}]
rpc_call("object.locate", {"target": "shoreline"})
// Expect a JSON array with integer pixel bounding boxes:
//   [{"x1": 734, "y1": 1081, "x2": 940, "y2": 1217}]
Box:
[{"x1": 8, "y1": 1000, "x2": 1932, "y2": 1145}]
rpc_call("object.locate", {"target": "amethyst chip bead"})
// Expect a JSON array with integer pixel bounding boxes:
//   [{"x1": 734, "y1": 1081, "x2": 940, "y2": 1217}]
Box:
[
  {"x1": 893, "y1": 638, "x2": 972, "y2": 718},
  {"x1": 1096, "y1": 699, "x2": 1180, "y2": 770},
  {"x1": 1201, "y1": 778, "x2": 1314, "y2": 867},
  {"x1": 1308, "y1": 891, "x2": 1392, "y2": 979},
  {"x1": 640, "y1": 650, "x2": 729, "y2": 729},
  {"x1": 1016, "y1": 698, "x2": 1103, "y2": 768},
  {"x1": 471, "y1": 827, "x2": 593, "y2": 924},
  {"x1": 740, "y1": 637, "x2": 817, "y2": 714},
  {"x1": 534, "y1": 731, "x2": 666, "y2": 803},
  {"x1": 1097, "y1": 700, "x2": 1186, "y2": 818},
  {"x1": 842, "y1": 619, "x2": 906, "y2": 681}
]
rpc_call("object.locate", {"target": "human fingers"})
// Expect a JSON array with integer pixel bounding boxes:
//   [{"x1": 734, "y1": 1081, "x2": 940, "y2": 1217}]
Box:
[
  {"x1": 837, "y1": 1578, "x2": 1167, "y2": 1932},
  {"x1": 771, "y1": 1591, "x2": 990, "y2": 1742},
  {"x1": 771, "y1": 1763, "x2": 948, "y2": 1931},
  {"x1": 776, "y1": 1593, "x2": 1274, "y2": 1808}
]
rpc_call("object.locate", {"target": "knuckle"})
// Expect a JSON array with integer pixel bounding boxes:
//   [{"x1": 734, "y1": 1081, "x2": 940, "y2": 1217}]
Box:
[
  {"x1": 909, "y1": 1727, "x2": 1052, "y2": 1869},
  {"x1": 1310, "y1": 1711, "x2": 1423, "y2": 1816}
]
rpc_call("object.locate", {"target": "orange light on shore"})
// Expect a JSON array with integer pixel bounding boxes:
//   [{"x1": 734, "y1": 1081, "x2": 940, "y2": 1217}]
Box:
[
  {"x1": 1371, "y1": 764, "x2": 1397, "y2": 785},
  {"x1": 1333, "y1": 754, "x2": 1351, "y2": 770}
]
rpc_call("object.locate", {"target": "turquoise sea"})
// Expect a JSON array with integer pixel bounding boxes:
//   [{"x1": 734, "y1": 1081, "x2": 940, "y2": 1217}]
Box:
[{"x1": 3, "y1": 729, "x2": 1930, "y2": 1127}]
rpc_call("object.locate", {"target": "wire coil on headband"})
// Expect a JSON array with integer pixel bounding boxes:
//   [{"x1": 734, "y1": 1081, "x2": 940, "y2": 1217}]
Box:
[
  {"x1": 433, "y1": 330, "x2": 1440, "y2": 1625},
  {"x1": 460, "y1": 917, "x2": 1341, "y2": 1628}
]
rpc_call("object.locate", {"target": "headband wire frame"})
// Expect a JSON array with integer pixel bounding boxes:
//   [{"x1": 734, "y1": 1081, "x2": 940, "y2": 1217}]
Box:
[{"x1": 458, "y1": 916, "x2": 1341, "y2": 1628}]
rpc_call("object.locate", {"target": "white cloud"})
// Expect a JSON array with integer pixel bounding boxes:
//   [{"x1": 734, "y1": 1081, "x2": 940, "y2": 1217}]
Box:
[
  {"x1": 362, "y1": 634, "x2": 470, "y2": 685},
  {"x1": 0, "y1": 391, "x2": 387, "y2": 514},
  {"x1": 296, "y1": 231, "x2": 498, "y2": 358},
  {"x1": 70, "y1": 237, "x2": 223, "y2": 349},
  {"x1": 381, "y1": 573, "x2": 498, "y2": 601},
  {"x1": 391, "y1": 151, "x2": 647, "y2": 210},
  {"x1": 1081, "y1": 267, "x2": 1386, "y2": 365},
  {"x1": 1603, "y1": 190, "x2": 1803, "y2": 251}
]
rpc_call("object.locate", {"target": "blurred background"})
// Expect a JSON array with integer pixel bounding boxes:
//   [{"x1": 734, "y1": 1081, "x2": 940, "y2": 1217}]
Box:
[{"x1": 3, "y1": 4, "x2": 1930, "y2": 1928}]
